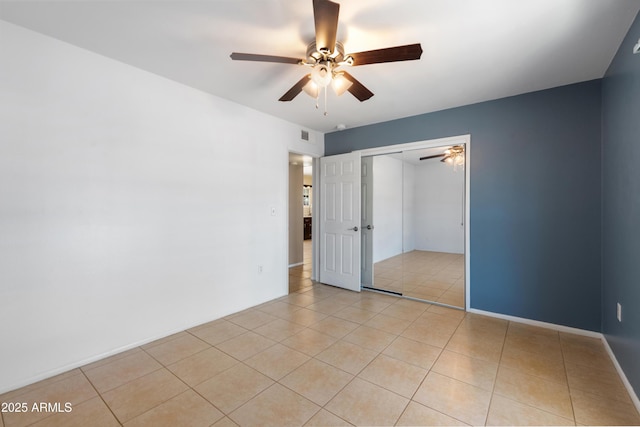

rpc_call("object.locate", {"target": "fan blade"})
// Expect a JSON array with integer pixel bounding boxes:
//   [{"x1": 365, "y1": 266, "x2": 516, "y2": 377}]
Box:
[
  {"x1": 230, "y1": 52, "x2": 301, "y2": 64},
  {"x1": 419, "y1": 154, "x2": 445, "y2": 161},
  {"x1": 347, "y1": 43, "x2": 423, "y2": 66},
  {"x1": 279, "y1": 75, "x2": 311, "y2": 102},
  {"x1": 313, "y1": 0, "x2": 340, "y2": 53},
  {"x1": 341, "y1": 72, "x2": 374, "y2": 101}
]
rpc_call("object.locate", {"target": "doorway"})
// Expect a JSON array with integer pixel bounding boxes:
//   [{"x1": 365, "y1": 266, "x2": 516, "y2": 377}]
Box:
[{"x1": 288, "y1": 153, "x2": 314, "y2": 293}]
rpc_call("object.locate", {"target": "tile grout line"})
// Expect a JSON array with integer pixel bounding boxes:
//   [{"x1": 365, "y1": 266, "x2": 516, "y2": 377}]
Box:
[
  {"x1": 247, "y1": 297, "x2": 443, "y2": 425},
  {"x1": 264, "y1": 320, "x2": 356, "y2": 424},
  {"x1": 95, "y1": 340, "x2": 216, "y2": 426},
  {"x1": 482, "y1": 320, "x2": 509, "y2": 426},
  {"x1": 16, "y1": 370, "x2": 103, "y2": 427},
  {"x1": 161, "y1": 360, "x2": 231, "y2": 425},
  {"x1": 496, "y1": 324, "x2": 579, "y2": 424},
  {"x1": 558, "y1": 332, "x2": 579, "y2": 425},
  {"x1": 404, "y1": 309, "x2": 471, "y2": 426},
  {"x1": 388, "y1": 303, "x2": 462, "y2": 425},
  {"x1": 226, "y1": 367, "x2": 317, "y2": 426},
  {"x1": 79, "y1": 367, "x2": 124, "y2": 427},
  {"x1": 282, "y1": 289, "x2": 415, "y2": 426},
  {"x1": 122, "y1": 349, "x2": 228, "y2": 426}
]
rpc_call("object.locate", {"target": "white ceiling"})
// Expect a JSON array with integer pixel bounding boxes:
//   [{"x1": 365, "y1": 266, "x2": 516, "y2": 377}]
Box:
[{"x1": 1, "y1": 0, "x2": 638, "y2": 133}]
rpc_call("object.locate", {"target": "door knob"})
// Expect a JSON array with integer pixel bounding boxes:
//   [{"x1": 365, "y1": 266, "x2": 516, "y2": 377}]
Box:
[
  {"x1": 349, "y1": 226, "x2": 359, "y2": 232},
  {"x1": 366, "y1": 225, "x2": 374, "y2": 230}
]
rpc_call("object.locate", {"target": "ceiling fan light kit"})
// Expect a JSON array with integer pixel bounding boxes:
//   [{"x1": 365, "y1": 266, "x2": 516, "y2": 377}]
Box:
[
  {"x1": 442, "y1": 146, "x2": 466, "y2": 170},
  {"x1": 230, "y1": 0, "x2": 423, "y2": 115},
  {"x1": 330, "y1": 73, "x2": 353, "y2": 96}
]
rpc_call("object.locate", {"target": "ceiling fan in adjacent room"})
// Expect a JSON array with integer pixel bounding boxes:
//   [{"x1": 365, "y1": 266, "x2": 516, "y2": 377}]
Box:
[
  {"x1": 420, "y1": 145, "x2": 466, "y2": 168},
  {"x1": 230, "y1": 0, "x2": 423, "y2": 114}
]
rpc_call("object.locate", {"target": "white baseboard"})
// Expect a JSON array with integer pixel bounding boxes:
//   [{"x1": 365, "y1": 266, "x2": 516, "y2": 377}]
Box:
[
  {"x1": 0, "y1": 293, "x2": 288, "y2": 395},
  {"x1": 468, "y1": 308, "x2": 640, "y2": 413},
  {"x1": 601, "y1": 336, "x2": 640, "y2": 414},
  {"x1": 288, "y1": 262, "x2": 303, "y2": 268},
  {"x1": 0, "y1": 333, "x2": 168, "y2": 394},
  {"x1": 467, "y1": 308, "x2": 602, "y2": 337}
]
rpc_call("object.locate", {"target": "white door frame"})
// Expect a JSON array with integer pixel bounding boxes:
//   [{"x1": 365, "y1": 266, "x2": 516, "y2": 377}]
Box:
[{"x1": 317, "y1": 134, "x2": 471, "y2": 310}]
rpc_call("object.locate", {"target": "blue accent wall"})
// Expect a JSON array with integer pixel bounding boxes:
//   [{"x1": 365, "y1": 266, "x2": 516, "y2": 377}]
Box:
[
  {"x1": 325, "y1": 80, "x2": 602, "y2": 331},
  {"x1": 602, "y1": 12, "x2": 640, "y2": 394}
]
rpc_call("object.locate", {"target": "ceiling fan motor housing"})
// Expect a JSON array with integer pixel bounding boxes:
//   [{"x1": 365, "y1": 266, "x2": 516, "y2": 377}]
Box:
[{"x1": 306, "y1": 41, "x2": 345, "y2": 64}]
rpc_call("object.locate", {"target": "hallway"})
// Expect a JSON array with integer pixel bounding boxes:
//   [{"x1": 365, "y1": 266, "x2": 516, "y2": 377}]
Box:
[{"x1": 289, "y1": 240, "x2": 313, "y2": 294}]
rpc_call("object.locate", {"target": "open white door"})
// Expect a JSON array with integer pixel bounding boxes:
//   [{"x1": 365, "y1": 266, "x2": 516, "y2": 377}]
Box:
[{"x1": 319, "y1": 152, "x2": 361, "y2": 292}]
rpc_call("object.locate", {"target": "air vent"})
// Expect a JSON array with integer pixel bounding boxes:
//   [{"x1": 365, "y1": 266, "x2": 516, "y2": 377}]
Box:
[{"x1": 301, "y1": 130, "x2": 310, "y2": 141}]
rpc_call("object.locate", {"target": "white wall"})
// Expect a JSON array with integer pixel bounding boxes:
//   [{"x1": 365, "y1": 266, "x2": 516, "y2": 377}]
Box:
[
  {"x1": 369, "y1": 154, "x2": 464, "y2": 262},
  {"x1": 0, "y1": 20, "x2": 323, "y2": 393},
  {"x1": 403, "y1": 162, "x2": 416, "y2": 253},
  {"x1": 413, "y1": 161, "x2": 465, "y2": 254},
  {"x1": 372, "y1": 156, "x2": 403, "y2": 263}
]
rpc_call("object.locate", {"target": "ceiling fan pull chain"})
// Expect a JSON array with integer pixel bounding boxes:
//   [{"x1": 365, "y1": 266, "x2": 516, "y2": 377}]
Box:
[{"x1": 324, "y1": 85, "x2": 328, "y2": 116}]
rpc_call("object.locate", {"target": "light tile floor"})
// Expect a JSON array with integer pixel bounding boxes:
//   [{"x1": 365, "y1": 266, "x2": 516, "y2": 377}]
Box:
[
  {"x1": 300, "y1": 240, "x2": 466, "y2": 310},
  {"x1": 374, "y1": 250, "x2": 465, "y2": 308},
  {"x1": 2, "y1": 271, "x2": 639, "y2": 426},
  {"x1": 289, "y1": 240, "x2": 313, "y2": 294}
]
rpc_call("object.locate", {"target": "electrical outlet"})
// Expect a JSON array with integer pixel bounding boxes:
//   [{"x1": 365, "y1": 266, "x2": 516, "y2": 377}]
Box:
[
  {"x1": 617, "y1": 302, "x2": 622, "y2": 322},
  {"x1": 258, "y1": 265, "x2": 263, "y2": 274}
]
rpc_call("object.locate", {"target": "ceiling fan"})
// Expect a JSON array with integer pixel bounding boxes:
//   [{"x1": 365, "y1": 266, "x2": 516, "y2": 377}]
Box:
[
  {"x1": 420, "y1": 146, "x2": 466, "y2": 166},
  {"x1": 230, "y1": 0, "x2": 423, "y2": 109}
]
